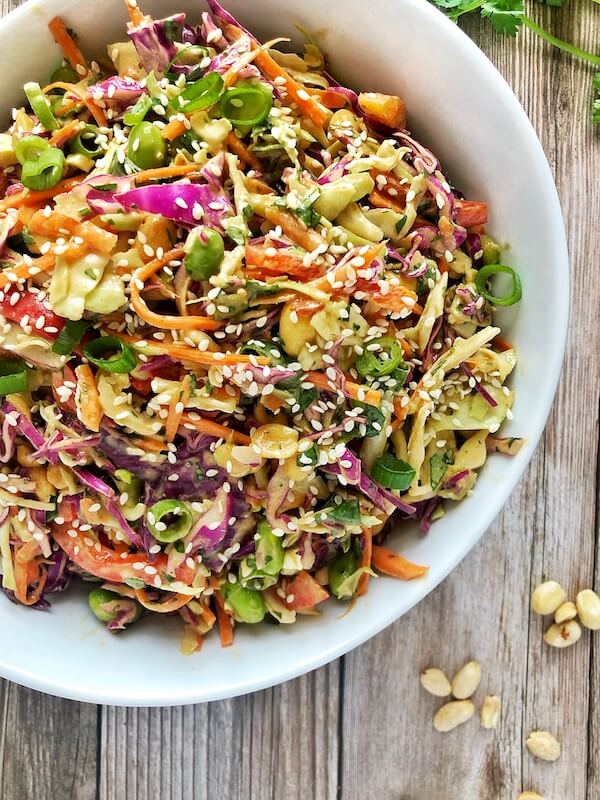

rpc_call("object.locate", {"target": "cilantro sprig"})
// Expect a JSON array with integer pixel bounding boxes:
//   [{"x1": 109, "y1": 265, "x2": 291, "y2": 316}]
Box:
[{"x1": 431, "y1": 0, "x2": 600, "y2": 121}]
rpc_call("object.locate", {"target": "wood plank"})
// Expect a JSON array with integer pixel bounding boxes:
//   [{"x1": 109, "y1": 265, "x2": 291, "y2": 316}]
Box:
[
  {"x1": 0, "y1": 681, "x2": 98, "y2": 800},
  {"x1": 341, "y1": 3, "x2": 600, "y2": 799},
  {"x1": 99, "y1": 663, "x2": 340, "y2": 800}
]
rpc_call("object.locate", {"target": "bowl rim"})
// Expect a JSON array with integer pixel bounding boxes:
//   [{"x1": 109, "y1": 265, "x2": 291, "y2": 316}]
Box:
[{"x1": 0, "y1": 0, "x2": 569, "y2": 706}]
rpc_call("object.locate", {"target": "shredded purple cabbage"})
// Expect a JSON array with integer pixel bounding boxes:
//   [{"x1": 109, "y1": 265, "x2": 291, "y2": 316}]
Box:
[
  {"x1": 128, "y1": 13, "x2": 186, "y2": 76},
  {"x1": 115, "y1": 182, "x2": 233, "y2": 229},
  {"x1": 89, "y1": 77, "x2": 146, "y2": 111}
]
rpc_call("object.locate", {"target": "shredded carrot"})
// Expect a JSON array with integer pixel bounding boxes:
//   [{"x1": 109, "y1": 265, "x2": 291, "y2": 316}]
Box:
[
  {"x1": 308, "y1": 88, "x2": 349, "y2": 110},
  {"x1": 124, "y1": 0, "x2": 146, "y2": 26},
  {"x1": 368, "y1": 187, "x2": 406, "y2": 215},
  {"x1": 162, "y1": 118, "x2": 188, "y2": 141},
  {"x1": 371, "y1": 544, "x2": 429, "y2": 580},
  {"x1": 108, "y1": 331, "x2": 269, "y2": 368},
  {"x1": 180, "y1": 413, "x2": 251, "y2": 445},
  {"x1": 258, "y1": 205, "x2": 326, "y2": 252},
  {"x1": 222, "y1": 22, "x2": 330, "y2": 129},
  {"x1": 130, "y1": 248, "x2": 222, "y2": 331},
  {"x1": 391, "y1": 396, "x2": 408, "y2": 431},
  {"x1": 165, "y1": 375, "x2": 191, "y2": 443},
  {"x1": 48, "y1": 17, "x2": 88, "y2": 73},
  {"x1": 357, "y1": 527, "x2": 373, "y2": 597},
  {"x1": 306, "y1": 370, "x2": 382, "y2": 407},
  {"x1": 49, "y1": 119, "x2": 85, "y2": 148},
  {"x1": 226, "y1": 132, "x2": 262, "y2": 172},
  {"x1": 134, "y1": 588, "x2": 191, "y2": 613},
  {"x1": 16, "y1": 206, "x2": 39, "y2": 227},
  {"x1": 133, "y1": 163, "x2": 201, "y2": 183},
  {"x1": 74, "y1": 364, "x2": 102, "y2": 432},
  {"x1": 28, "y1": 210, "x2": 118, "y2": 255},
  {"x1": 14, "y1": 540, "x2": 47, "y2": 606},
  {"x1": 0, "y1": 254, "x2": 55, "y2": 289},
  {"x1": 261, "y1": 392, "x2": 287, "y2": 414},
  {"x1": 245, "y1": 244, "x2": 323, "y2": 281},
  {"x1": 54, "y1": 98, "x2": 81, "y2": 117},
  {"x1": 130, "y1": 435, "x2": 169, "y2": 453},
  {"x1": 493, "y1": 335, "x2": 514, "y2": 352},
  {"x1": 43, "y1": 81, "x2": 107, "y2": 127},
  {"x1": 214, "y1": 591, "x2": 234, "y2": 647},
  {"x1": 0, "y1": 175, "x2": 85, "y2": 213},
  {"x1": 244, "y1": 176, "x2": 275, "y2": 195},
  {"x1": 371, "y1": 286, "x2": 419, "y2": 314}
]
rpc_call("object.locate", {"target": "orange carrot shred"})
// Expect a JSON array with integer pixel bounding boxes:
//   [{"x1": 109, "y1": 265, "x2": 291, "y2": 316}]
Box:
[
  {"x1": 48, "y1": 17, "x2": 88, "y2": 73},
  {"x1": 180, "y1": 414, "x2": 251, "y2": 445},
  {"x1": 49, "y1": 119, "x2": 85, "y2": 148},
  {"x1": 371, "y1": 545, "x2": 429, "y2": 581},
  {"x1": 130, "y1": 248, "x2": 222, "y2": 331},
  {"x1": 165, "y1": 375, "x2": 191, "y2": 443},
  {"x1": 226, "y1": 132, "x2": 262, "y2": 172},
  {"x1": 133, "y1": 163, "x2": 201, "y2": 183},
  {"x1": 0, "y1": 175, "x2": 85, "y2": 213},
  {"x1": 214, "y1": 591, "x2": 234, "y2": 648},
  {"x1": 124, "y1": 0, "x2": 146, "y2": 26},
  {"x1": 162, "y1": 119, "x2": 188, "y2": 141},
  {"x1": 0, "y1": 254, "x2": 56, "y2": 289}
]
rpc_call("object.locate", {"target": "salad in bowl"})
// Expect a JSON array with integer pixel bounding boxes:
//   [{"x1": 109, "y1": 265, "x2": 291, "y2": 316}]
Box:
[{"x1": 0, "y1": 0, "x2": 522, "y2": 653}]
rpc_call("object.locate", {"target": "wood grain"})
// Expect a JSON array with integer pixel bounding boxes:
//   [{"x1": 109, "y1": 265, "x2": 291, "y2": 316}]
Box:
[
  {"x1": 99, "y1": 665, "x2": 340, "y2": 800},
  {"x1": 0, "y1": 1, "x2": 599, "y2": 799}
]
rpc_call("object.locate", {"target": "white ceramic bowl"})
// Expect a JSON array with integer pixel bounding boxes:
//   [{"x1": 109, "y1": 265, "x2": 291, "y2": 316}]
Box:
[{"x1": 0, "y1": 0, "x2": 568, "y2": 705}]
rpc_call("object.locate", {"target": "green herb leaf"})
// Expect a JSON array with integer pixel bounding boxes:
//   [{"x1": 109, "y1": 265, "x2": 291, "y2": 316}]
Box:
[
  {"x1": 481, "y1": 0, "x2": 524, "y2": 37},
  {"x1": 430, "y1": 450, "x2": 454, "y2": 490},
  {"x1": 296, "y1": 189, "x2": 322, "y2": 229},
  {"x1": 328, "y1": 499, "x2": 361, "y2": 525},
  {"x1": 395, "y1": 214, "x2": 408, "y2": 234}
]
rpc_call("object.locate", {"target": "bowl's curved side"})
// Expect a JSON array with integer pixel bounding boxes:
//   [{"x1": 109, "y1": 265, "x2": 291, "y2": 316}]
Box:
[{"x1": 0, "y1": 0, "x2": 568, "y2": 705}]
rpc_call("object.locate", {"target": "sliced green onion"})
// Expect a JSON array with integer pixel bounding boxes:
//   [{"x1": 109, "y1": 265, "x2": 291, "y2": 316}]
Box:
[
  {"x1": 123, "y1": 95, "x2": 153, "y2": 127},
  {"x1": 70, "y1": 125, "x2": 102, "y2": 158},
  {"x1": 475, "y1": 264, "x2": 522, "y2": 307},
  {"x1": 24, "y1": 81, "x2": 59, "y2": 131},
  {"x1": 84, "y1": 336, "x2": 137, "y2": 373},
  {"x1": 20, "y1": 147, "x2": 65, "y2": 191},
  {"x1": 371, "y1": 453, "x2": 416, "y2": 491},
  {"x1": 179, "y1": 72, "x2": 224, "y2": 114},
  {"x1": 147, "y1": 499, "x2": 193, "y2": 543},
  {"x1": 184, "y1": 228, "x2": 224, "y2": 280},
  {"x1": 355, "y1": 337, "x2": 404, "y2": 378},
  {"x1": 219, "y1": 83, "x2": 273, "y2": 127},
  {"x1": 52, "y1": 320, "x2": 89, "y2": 356},
  {"x1": 14, "y1": 135, "x2": 51, "y2": 165},
  {"x1": 165, "y1": 45, "x2": 209, "y2": 77},
  {"x1": 0, "y1": 359, "x2": 28, "y2": 395}
]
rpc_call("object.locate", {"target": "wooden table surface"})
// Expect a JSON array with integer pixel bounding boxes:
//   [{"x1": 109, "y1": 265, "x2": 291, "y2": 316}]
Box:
[{"x1": 0, "y1": 1, "x2": 598, "y2": 798}]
